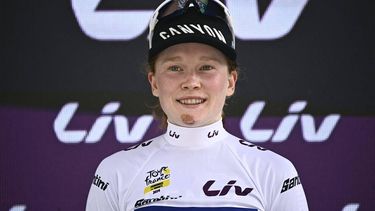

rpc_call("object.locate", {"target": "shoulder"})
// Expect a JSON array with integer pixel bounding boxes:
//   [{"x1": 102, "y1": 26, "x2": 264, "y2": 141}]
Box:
[
  {"x1": 224, "y1": 134, "x2": 298, "y2": 177},
  {"x1": 224, "y1": 135, "x2": 306, "y2": 208},
  {"x1": 96, "y1": 135, "x2": 166, "y2": 175}
]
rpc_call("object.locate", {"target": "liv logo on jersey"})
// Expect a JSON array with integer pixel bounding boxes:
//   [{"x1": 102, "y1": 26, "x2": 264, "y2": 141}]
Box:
[
  {"x1": 208, "y1": 130, "x2": 219, "y2": 138},
  {"x1": 239, "y1": 140, "x2": 267, "y2": 151},
  {"x1": 144, "y1": 166, "x2": 171, "y2": 194},
  {"x1": 169, "y1": 131, "x2": 180, "y2": 139},
  {"x1": 125, "y1": 141, "x2": 153, "y2": 151},
  {"x1": 203, "y1": 180, "x2": 253, "y2": 197}
]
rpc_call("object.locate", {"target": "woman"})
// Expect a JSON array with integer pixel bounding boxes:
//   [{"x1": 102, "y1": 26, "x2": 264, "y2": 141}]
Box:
[{"x1": 86, "y1": 0, "x2": 309, "y2": 210}]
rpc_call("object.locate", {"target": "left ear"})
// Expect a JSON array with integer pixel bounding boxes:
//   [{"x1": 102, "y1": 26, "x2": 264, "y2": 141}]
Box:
[{"x1": 226, "y1": 70, "x2": 238, "y2": 97}]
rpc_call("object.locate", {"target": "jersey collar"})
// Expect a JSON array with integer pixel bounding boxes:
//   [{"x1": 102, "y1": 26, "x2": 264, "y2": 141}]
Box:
[{"x1": 163, "y1": 120, "x2": 228, "y2": 148}]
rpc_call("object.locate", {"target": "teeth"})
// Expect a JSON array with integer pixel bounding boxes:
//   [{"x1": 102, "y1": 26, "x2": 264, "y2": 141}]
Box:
[{"x1": 179, "y1": 99, "x2": 204, "y2": 105}]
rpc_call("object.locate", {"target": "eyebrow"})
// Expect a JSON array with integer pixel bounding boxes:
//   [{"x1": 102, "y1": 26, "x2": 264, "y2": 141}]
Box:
[
  {"x1": 199, "y1": 56, "x2": 224, "y2": 64},
  {"x1": 161, "y1": 56, "x2": 182, "y2": 63}
]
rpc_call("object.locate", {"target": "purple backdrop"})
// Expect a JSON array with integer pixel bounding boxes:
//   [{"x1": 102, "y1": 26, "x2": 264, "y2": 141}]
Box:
[{"x1": 1, "y1": 106, "x2": 374, "y2": 210}]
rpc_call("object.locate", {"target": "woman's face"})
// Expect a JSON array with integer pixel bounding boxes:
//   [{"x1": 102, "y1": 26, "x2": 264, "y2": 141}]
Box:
[{"x1": 148, "y1": 43, "x2": 237, "y2": 127}]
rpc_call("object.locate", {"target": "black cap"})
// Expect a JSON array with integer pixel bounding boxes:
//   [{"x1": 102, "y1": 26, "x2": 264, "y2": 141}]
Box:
[{"x1": 148, "y1": 7, "x2": 236, "y2": 61}]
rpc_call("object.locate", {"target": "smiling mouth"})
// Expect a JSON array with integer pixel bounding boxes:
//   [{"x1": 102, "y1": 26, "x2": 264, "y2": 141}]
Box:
[{"x1": 177, "y1": 98, "x2": 206, "y2": 105}]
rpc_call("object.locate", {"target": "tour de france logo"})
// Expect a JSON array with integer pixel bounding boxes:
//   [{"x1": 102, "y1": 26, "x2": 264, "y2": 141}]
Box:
[{"x1": 144, "y1": 166, "x2": 171, "y2": 194}]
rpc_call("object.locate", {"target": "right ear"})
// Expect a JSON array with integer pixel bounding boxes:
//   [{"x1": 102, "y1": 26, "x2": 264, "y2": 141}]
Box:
[{"x1": 148, "y1": 72, "x2": 159, "y2": 97}]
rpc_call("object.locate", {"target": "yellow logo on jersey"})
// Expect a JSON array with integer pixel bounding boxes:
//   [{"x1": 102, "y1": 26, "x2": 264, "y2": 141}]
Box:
[
  {"x1": 144, "y1": 180, "x2": 171, "y2": 194},
  {"x1": 144, "y1": 166, "x2": 171, "y2": 194}
]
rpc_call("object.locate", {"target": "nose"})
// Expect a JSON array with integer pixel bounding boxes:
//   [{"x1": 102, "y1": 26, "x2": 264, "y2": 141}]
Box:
[{"x1": 181, "y1": 71, "x2": 201, "y2": 90}]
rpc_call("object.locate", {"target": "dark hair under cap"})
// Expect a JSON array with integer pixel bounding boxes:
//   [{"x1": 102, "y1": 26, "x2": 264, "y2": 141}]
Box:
[{"x1": 148, "y1": 5, "x2": 236, "y2": 61}]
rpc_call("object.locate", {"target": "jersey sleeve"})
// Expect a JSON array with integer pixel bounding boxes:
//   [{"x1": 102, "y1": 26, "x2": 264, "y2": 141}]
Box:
[
  {"x1": 86, "y1": 158, "x2": 120, "y2": 211},
  {"x1": 268, "y1": 159, "x2": 309, "y2": 211}
]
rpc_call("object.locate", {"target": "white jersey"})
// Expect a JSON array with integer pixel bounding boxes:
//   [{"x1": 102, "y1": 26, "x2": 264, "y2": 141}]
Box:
[{"x1": 86, "y1": 120, "x2": 309, "y2": 211}]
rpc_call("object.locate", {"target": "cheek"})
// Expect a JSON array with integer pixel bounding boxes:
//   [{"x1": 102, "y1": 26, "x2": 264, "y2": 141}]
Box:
[
  {"x1": 155, "y1": 76, "x2": 179, "y2": 104},
  {"x1": 157, "y1": 77, "x2": 176, "y2": 93},
  {"x1": 207, "y1": 74, "x2": 229, "y2": 92},
  {"x1": 206, "y1": 75, "x2": 232, "y2": 104}
]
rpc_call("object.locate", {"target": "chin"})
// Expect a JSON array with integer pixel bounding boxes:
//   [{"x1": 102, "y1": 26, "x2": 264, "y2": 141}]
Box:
[{"x1": 176, "y1": 114, "x2": 203, "y2": 127}]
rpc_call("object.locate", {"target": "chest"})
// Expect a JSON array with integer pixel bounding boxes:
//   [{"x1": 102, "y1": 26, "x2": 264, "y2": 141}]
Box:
[{"x1": 120, "y1": 150, "x2": 266, "y2": 211}]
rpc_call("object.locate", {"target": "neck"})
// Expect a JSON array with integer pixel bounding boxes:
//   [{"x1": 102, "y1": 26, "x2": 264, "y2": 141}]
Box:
[{"x1": 163, "y1": 120, "x2": 228, "y2": 148}]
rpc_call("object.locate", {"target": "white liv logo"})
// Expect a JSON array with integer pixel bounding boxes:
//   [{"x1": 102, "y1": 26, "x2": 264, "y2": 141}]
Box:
[
  {"x1": 240, "y1": 101, "x2": 341, "y2": 142},
  {"x1": 71, "y1": 0, "x2": 308, "y2": 40},
  {"x1": 53, "y1": 102, "x2": 153, "y2": 144},
  {"x1": 9, "y1": 205, "x2": 26, "y2": 211},
  {"x1": 342, "y1": 203, "x2": 360, "y2": 211}
]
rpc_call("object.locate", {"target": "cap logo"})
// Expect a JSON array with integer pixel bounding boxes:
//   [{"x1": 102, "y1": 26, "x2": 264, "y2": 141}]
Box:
[
  {"x1": 178, "y1": 0, "x2": 208, "y2": 13},
  {"x1": 159, "y1": 23, "x2": 227, "y2": 44}
]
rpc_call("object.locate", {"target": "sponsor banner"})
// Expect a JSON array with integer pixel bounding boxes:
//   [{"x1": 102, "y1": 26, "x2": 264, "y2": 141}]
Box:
[
  {"x1": 71, "y1": 0, "x2": 308, "y2": 40},
  {"x1": 0, "y1": 106, "x2": 374, "y2": 210},
  {"x1": 52, "y1": 101, "x2": 341, "y2": 144}
]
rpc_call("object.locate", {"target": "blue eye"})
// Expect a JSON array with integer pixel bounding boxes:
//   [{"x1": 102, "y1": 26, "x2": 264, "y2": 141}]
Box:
[
  {"x1": 168, "y1": 65, "x2": 182, "y2": 72},
  {"x1": 200, "y1": 65, "x2": 214, "y2": 71}
]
